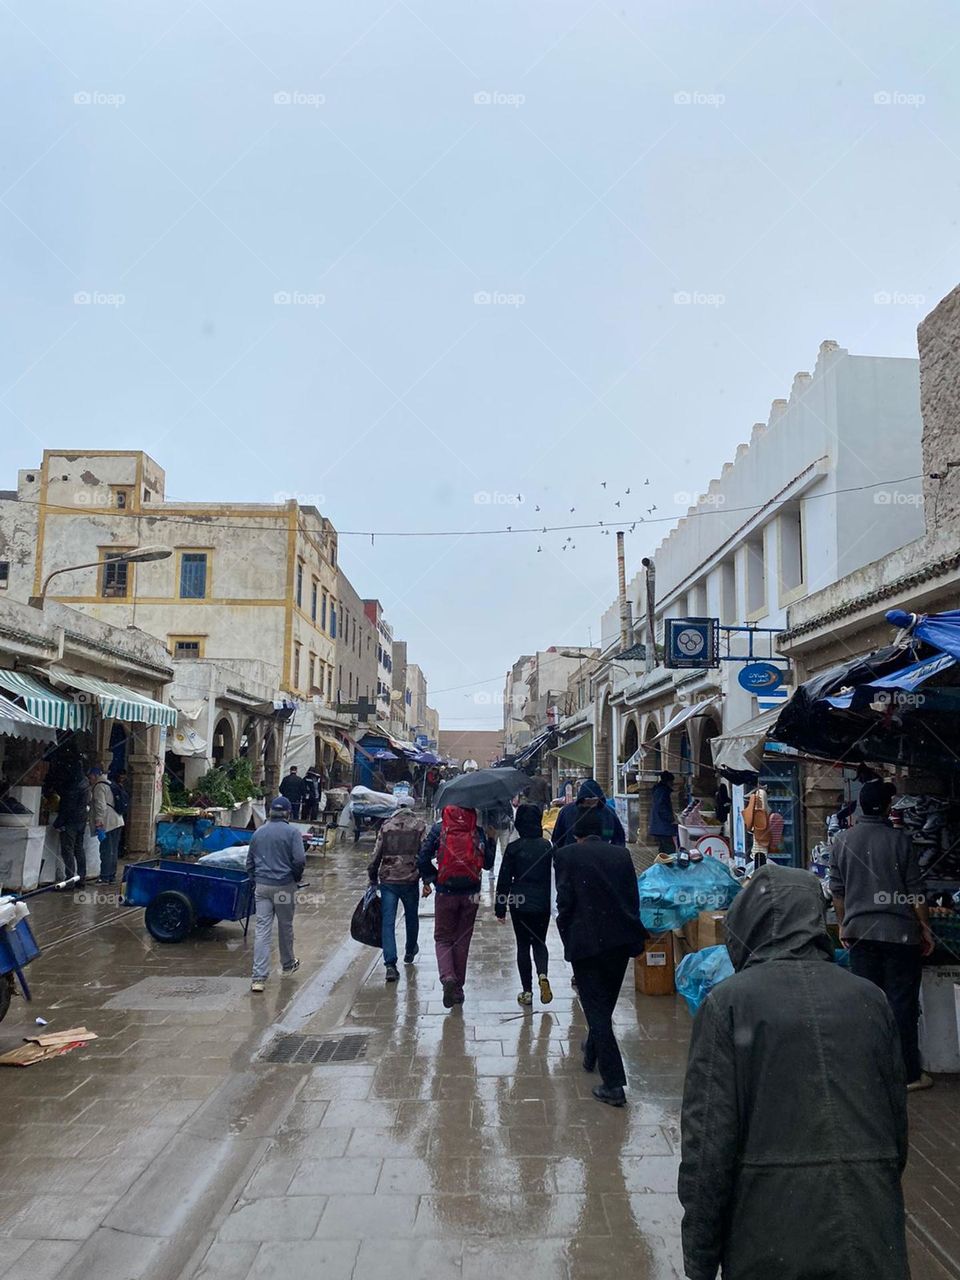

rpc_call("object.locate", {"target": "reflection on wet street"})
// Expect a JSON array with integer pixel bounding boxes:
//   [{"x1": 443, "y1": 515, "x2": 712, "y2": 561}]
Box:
[{"x1": 0, "y1": 842, "x2": 954, "y2": 1280}]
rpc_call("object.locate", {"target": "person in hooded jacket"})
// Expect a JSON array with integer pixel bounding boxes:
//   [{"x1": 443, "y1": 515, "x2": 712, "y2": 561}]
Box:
[
  {"x1": 551, "y1": 779, "x2": 626, "y2": 849},
  {"x1": 495, "y1": 803, "x2": 554, "y2": 1006},
  {"x1": 679, "y1": 863, "x2": 909, "y2": 1280}
]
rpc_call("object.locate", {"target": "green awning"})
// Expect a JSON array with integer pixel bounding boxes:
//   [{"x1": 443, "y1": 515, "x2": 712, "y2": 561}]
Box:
[
  {"x1": 0, "y1": 693, "x2": 56, "y2": 744},
  {"x1": 44, "y1": 666, "x2": 176, "y2": 728},
  {"x1": 552, "y1": 729, "x2": 593, "y2": 767},
  {"x1": 0, "y1": 670, "x2": 92, "y2": 730}
]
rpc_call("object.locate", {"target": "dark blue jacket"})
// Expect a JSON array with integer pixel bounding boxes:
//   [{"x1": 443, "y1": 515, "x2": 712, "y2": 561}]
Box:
[
  {"x1": 551, "y1": 780, "x2": 626, "y2": 848},
  {"x1": 649, "y1": 781, "x2": 677, "y2": 838}
]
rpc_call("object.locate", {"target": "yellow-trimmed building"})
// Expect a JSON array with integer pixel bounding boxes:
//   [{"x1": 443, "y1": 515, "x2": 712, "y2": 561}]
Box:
[{"x1": 1, "y1": 450, "x2": 339, "y2": 701}]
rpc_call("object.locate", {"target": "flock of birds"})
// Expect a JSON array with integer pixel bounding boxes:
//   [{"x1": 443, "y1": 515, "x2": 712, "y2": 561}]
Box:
[{"x1": 516, "y1": 479, "x2": 657, "y2": 553}]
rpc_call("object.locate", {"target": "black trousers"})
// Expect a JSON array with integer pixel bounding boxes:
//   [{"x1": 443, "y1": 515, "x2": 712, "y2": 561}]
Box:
[
  {"x1": 573, "y1": 946, "x2": 631, "y2": 1088},
  {"x1": 59, "y1": 827, "x2": 86, "y2": 882},
  {"x1": 849, "y1": 939, "x2": 923, "y2": 1083},
  {"x1": 509, "y1": 908, "x2": 550, "y2": 990}
]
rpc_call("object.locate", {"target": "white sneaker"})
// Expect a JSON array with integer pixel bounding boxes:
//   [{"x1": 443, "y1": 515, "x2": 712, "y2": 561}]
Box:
[
  {"x1": 907, "y1": 1072, "x2": 934, "y2": 1092},
  {"x1": 250, "y1": 979, "x2": 265, "y2": 993}
]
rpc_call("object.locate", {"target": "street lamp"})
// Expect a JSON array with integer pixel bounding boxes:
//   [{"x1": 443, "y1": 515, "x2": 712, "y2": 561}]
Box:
[{"x1": 30, "y1": 545, "x2": 172, "y2": 607}]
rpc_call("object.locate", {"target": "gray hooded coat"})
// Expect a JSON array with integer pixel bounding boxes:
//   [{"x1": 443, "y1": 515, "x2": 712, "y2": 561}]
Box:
[{"x1": 679, "y1": 864, "x2": 908, "y2": 1280}]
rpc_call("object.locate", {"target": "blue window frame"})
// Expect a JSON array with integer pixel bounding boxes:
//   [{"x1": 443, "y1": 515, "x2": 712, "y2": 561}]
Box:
[
  {"x1": 311, "y1": 580, "x2": 318, "y2": 622},
  {"x1": 321, "y1": 593, "x2": 328, "y2": 629},
  {"x1": 179, "y1": 553, "x2": 207, "y2": 599},
  {"x1": 330, "y1": 604, "x2": 337, "y2": 639}
]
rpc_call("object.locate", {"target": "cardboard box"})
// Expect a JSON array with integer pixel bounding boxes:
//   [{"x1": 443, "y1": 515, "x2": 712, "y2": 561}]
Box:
[
  {"x1": 635, "y1": 932, "x2": 676, "y2": 996},
  {"x1": 697, "y1": 910, "x2": 727, "y2": 950},
  {"x1": 673, "y1": 918, "x2": 700, "y2": 963}
]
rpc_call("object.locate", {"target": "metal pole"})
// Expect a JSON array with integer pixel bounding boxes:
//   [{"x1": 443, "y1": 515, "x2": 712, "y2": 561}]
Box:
[{"x1": 641, "y1": 557, "x2": 656, "y2": 673}]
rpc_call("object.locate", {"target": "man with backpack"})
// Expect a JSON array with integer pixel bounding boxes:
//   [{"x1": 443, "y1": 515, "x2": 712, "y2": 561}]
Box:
[
  {"x1": 368, "y1": 807, "x2": 427, "y2": 982},
  {"x1": 418, "y1": 806, "x2": 496, "y2": 1008}
]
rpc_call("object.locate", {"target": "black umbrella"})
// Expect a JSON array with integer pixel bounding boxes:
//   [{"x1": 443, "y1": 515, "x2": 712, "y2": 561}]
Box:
[{"x1": 433, "y1": 767, "x2": 528, "y2": 813}]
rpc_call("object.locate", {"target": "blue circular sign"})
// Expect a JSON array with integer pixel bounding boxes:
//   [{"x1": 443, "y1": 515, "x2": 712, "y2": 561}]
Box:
[{"x1": 738, "y1": 662, "x2": 784, "y2": 692}]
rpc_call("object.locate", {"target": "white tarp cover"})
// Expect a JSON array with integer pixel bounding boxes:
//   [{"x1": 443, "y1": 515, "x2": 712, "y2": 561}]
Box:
[
  {"x1": 709, "y1": 706, "x2": 782, "y2": 773},
  {"x1": 653, "y1": 698, "x2": 720, "y2": 742}
]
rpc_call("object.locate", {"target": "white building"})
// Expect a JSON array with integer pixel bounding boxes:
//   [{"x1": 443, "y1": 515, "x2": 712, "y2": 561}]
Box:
[{"x1": 590, "y1": 339, "x2": 924, "y2": 852}]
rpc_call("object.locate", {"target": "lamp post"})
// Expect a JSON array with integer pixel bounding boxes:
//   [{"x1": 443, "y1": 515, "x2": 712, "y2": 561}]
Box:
[{"x1": 30, "y1": 545, "x2": 172, "y2": 607}]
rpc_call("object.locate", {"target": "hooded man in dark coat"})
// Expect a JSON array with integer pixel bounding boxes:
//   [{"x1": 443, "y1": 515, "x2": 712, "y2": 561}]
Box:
[
  {"x1": 679, "y1": 863, "x2": 909, "y2": 1280},
  {"x1": 551, "y1": 778, "x2": 626, "y2": 848}
]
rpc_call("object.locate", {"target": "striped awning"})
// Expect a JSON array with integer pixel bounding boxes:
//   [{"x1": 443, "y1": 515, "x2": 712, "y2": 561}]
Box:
[
  {"x1": 44, "y1": 666, "x2": 176, "y2": 727},
  {"x1": 0, "y1": 669, "x2": 92, "y2": 730},
  {"x1": 0, "y1": 693, "x2": 56, "y2": 744}
]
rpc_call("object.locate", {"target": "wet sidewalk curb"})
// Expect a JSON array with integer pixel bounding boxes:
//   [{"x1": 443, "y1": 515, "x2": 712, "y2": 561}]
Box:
[{"x1": 49, "y1": 937, "x2": 378, "y2": 1280}]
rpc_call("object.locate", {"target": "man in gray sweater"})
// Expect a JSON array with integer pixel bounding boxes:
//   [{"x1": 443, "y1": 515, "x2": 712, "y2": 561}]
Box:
[
  {"x1": 830, "y1": 778, "x2": 935, "y2": 1089},
  {"x1": 247, "y1": 795, "x2": 306, "y2": 992}
]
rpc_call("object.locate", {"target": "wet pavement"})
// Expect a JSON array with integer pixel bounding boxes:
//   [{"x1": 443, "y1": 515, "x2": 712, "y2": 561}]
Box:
[{"x1": 0, "y1": 838, "x2": 957, "y2": 1279}]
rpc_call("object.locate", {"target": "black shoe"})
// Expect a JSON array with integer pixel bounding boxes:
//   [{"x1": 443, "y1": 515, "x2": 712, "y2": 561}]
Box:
[
  {"x1": 442, "y1": 980, "x2": 458, "y2": 1008},
  {"x1": 404, "y1": 948, "x2": 419, "y2": 964},
  {"x1": 581, "y1": 1037, "x2": 597, "y2": 1073},
  {"x1": 385, "y1": 964, "x2": 400, "y2": 983},
  {"x1": 592, "y1": 1084, "x2": 626, "y2": 1107},
  {"x1": 453, "y1": 988, "x2": 465, "y2": 1006}
]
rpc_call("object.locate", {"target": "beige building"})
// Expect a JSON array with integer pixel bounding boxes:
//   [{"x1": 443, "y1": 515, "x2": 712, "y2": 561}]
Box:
[{"x1": 0, "y1": 450, "x2": 340, "y2": 702}]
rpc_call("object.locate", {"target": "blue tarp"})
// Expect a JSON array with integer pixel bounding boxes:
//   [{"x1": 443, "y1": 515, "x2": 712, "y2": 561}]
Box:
[
  {"x1": 887, "y1": 609, "x2": 960, "y2": 661},
  {"x1": 156, "y1": 820, "x2": 249, "y2": 857},
  {"x1": 638, "y1": 857, "x2": 742, "y2": 932}
]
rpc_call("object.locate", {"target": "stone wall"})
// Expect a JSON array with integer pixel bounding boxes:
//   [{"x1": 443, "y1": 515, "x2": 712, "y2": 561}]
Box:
[{"x1": 918, "y1": 283, "x2": 960, "y2": 533}]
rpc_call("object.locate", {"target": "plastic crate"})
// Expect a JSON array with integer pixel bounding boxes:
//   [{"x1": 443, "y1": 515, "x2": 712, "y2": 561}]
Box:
[{"x1": 0, "y1": 916, "x2": 40, "y2": 973}]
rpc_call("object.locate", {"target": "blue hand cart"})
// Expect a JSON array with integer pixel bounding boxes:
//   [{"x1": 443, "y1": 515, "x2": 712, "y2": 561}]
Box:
[
  {"x1": 122, "y1": 859, "x2": 255, "y2": 943},
  {"x1": 0, "y1": 876, "x2": 79, "y2": 1025}
]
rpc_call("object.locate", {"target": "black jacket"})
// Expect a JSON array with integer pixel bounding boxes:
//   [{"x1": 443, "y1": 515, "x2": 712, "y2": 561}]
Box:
[
  {"x1": 279, "y1": 773, "x2": 307, "y2": 804},
  {"x1": 495, "y1": 836, "x2": 553, "y2": 917},
  {"x1": 679, "y1": 864, "x2": 908, "y2": 1280},
  {"x1": 553, "y1": 837, "x2": 645, "y2": 962}
]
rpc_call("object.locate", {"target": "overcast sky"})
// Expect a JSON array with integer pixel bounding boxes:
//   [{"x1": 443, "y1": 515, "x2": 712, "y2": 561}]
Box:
[{"x1": 3, "y1": 1, "x2": 958, "y2": 729}]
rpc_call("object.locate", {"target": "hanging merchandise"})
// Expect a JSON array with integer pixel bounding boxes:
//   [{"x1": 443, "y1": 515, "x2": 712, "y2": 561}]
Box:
[{"x1": 742, "y1": 787, "x2": 771, "y2": 852}]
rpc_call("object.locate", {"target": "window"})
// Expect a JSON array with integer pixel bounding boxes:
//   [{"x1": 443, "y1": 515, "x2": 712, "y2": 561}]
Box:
[
  {"x1": 0, "y1": 561, "x2": 8, "y2": 590},
  {"x1": 311, "y1": 579, "x2": 318, "y2": 622},
  {"x1": 348, "y1": 671, "x2": 353, "y2": 698},
  {"x1": 179, "y1": 552, "x2": 208, "y2": 599},
  {"x1": 293, "y1": 643, "x2": 302, "y2": 688},
  {"x1": 170, "y1": 636, "x2": 204, "y2": 659},
  {"x1": 111, "y1": 486, "x2": 132, "y2": 510},
  {"x1": 143, "y1": 488, "x2": 152, "y2": 503},
  {"x1": 309, "y1": 652, "x2": 317, "y2": 688},
  {"x1": 296, "y1": 559, "x2": 304, "y2": 608},
  {"x1": 101, "y1": 551, "x2": 130, "y2": 598},
  {"x1": 352, "y1": 618, "x2": 357, "y2": 650},
  {"x1": 326, "y1": 666, "x2": 333, "y2": 700},
  {"x1": 330, "y1": 603, "x2": 337, "y2": 639},
  {"x1": 779, "y1": 507, "x2": 804, "y2": 596},
  {"x1": 745, "y1": 534, "x2": 766, "y2": 615},
  {"x1": 321, "y1": 592, "x2": 328, "y2": 630}
]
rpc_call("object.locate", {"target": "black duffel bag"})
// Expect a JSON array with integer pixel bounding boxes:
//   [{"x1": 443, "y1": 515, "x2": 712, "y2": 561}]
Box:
[{"x1": 350, "y1": 885, "x2": 382, "y2": 947}]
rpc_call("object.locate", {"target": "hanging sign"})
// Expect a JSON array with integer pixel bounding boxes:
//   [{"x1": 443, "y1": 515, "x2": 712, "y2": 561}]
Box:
[
  {"x1": 738, "y1": 662, "x2": 784, "y2": 693},
  {"x1": 665, "y1": 617, "x2": 719, "y2": 669}
]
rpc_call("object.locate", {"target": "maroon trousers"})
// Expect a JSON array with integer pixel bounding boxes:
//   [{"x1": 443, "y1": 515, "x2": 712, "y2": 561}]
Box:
[{"x1": 433, "y1": 893, "x2": 479, "y2": 989}]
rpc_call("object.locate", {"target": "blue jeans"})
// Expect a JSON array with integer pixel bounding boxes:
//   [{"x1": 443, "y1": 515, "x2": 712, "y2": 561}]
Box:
[
  {"x1": 380, "y1": 882, "x2": 420, "y2": 966},
  {"x1": 98, "y1": 828, "x2": 122, "y2": 883}
]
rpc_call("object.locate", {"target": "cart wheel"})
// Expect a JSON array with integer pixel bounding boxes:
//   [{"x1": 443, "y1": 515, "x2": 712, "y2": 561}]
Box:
[
  {"x1": 0, "y1": 973, "x2": 12, "y2": 1024},
  {"x1": 195, "y1": 917, "x2": 222, "y2": 929},
  {"x1": 145, "y1": 891, "x2": 195, "y2": 943}
]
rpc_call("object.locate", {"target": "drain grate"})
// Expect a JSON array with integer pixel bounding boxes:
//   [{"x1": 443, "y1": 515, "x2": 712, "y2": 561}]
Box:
[{"x1": 261, "y1": 1033, "x2": 370, "y2": 1065}]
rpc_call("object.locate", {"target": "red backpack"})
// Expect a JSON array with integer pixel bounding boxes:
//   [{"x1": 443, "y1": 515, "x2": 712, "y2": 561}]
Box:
[{"x1": 437, "y1": 806, "x2": 484, "y2": 888}]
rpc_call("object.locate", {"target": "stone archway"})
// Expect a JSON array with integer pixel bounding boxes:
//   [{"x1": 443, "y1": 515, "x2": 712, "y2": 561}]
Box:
[
  {"x1": 694, "y1": 714, "x2": 721, "y2": 798},
  {"x1": 621, "y1": 716, "x2": 639, "y2": 763},
  {"x1": 212, "y1": 716, "x2": 236, "y2": 766},
  {"x1": 595, "y1": 688, "x2": 615, "y2": 795}
]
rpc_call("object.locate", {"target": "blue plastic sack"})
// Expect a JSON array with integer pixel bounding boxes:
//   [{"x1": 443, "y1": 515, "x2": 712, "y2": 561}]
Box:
[
  {"x1": 676, "y1": 945, "x2": 735, "y2": 1015},
  {"x1": 638, "y1": 856, "x2": 741, "y2": 931}
]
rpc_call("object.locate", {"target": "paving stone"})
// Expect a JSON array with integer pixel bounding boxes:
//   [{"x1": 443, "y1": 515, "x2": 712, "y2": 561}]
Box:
[
  {"x1": 246, "y1": 1239, "x2": 359, "y2": 1280},
  {"x1": 219, "y1": 1196, "x2": 327, "y2": 1242},
  {"x1": 354, "y1": 1237, "x2": 465, "y2": 1279}
]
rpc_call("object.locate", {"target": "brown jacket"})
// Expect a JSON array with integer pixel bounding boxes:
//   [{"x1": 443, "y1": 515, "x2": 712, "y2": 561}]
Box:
[{"x1": 368, "y1": 809, "x2": 426, "y2": 885}]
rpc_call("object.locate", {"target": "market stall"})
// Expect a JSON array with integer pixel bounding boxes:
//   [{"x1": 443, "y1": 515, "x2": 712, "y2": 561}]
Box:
[{"x1": 770, "y1": 608, "x2": 960, "y2": 1070}]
